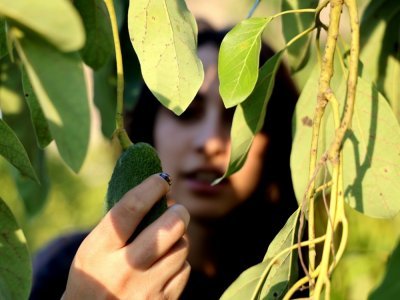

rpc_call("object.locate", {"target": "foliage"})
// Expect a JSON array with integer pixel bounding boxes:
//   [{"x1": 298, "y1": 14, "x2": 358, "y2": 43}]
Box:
[{"x1": 0, "y1": 0, "x2": 399, "y2": 299}]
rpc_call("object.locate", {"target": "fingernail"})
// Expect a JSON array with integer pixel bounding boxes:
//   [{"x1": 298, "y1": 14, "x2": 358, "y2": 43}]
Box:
[{"x1": 159, "y1": 172, "x2": 172, "y2": 186}]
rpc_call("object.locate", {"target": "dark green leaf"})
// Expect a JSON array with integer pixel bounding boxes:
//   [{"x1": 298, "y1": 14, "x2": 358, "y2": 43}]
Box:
[
  {"x1": 93, "y1": 21, "x2": 143, "y2": 138},
  {"x1": 93, "y1": 58, "x2": 117, "y2": 138},
  {"x1": 219, "y1": 17, "x2": 272, "y2": 108},
  {"x1": 214, "y1": 51, "x2": 283, "y2": 184},
  {"x1": 0, "y1": 197, "x2": 32, "y2": 300},
  {"x1": 13, "y1": 149, "x2": 49, "y2": 216},
  {"x1": 221, "y1": 209, "x2": 299, "y2": 300},
  {"x1": 74, "y1": 0, "x2": 114, "y2": 70},
  {"x1": 0, "y1": 0, "x2": 85, "y2": 52},
  {"x1": 0, "y1": 54, "x2": 24, "y2": 105},
  {"x1": 14, "y1": 34, "x2": 90, "y2": 173},
  {"x1": 281, "y1": 0, "x2": 317, "y2": 72},
  {"x1": 0, "y1": 119, "x2": 38, "y2": 182},
  {"x1": 20, "y1": 66, "x2": 52, "y2": 148},
  {"x1": 369, "y1": 240, "x2": 400, "y2": 300},
  {"x1": 0, "y1": 18, "x2": 7, "y2": 59},
  {"x1": 2, "y1": 88, "x2": 51, "y2": 217},
  {"x1": 128, "y1": 0, "x2": 204, "y2": 115}
]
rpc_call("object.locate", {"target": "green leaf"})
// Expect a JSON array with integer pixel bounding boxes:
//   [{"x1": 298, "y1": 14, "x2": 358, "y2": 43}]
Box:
[
  {"x1": 0, "y1": 118, "x2": 38, "y2": 182},
  {"x1": 128, "y1": 0, "x2": 204, "y2": 115},
  {"x1": 20, "y1": 65, "x2": 52, "y2": 148},
  {"x1": 93, "y1": 22, "x2": 143, "y2": 138},
  {"x1": 340, "y1": 77, "x2": 400, "y2": 218},
  {"x1": 360, "y1": 1, "x2": 400, "y2": 122},
  {"x1": 14, "y1": 34, "x2": 90, "y2": 173},
  {"x1": 0, "y1": 18, "x2": 7, "y2": 58},
  {"x1": 281, "y1": 0, "x2": 317, "y2": 72},
  {"x1": 13, "y1": 149, "x2": 49, "y2": 216},
  {"x1": 0, "y1": 54, "x2": 24, "y2": 108},
  {"x1": 214, "y1": 51, "x2": 283, "y2": 184},
  {"x1": 291, "y1": 69, "x2": 400, "y2": 218},
  {"x1": 369, "y1": 240, "x2": 400, "y2": 300},
  {"x1": 93, "y1": 58, "x2": 117, "y2": 138},
  {"x1": 221, "y1": 209, "x2": 299, "y2": 300},
  {"x1": 0, "y1": 0, "x2": 85, "y2": 52},
  {"x1": 0, "y1": 197, "x2": 32, "y2": 300},
  {"x1": 219, "y1": 17, "x2": 272, "y2": 108},
  {"x1": 74, "y1": 0, "x2": 114, "y2": 70}
]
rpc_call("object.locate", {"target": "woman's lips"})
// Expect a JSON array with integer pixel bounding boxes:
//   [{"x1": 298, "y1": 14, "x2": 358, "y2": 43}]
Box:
[{"x1": 183, "y1": 169, "x2": 228, "y2": 195}]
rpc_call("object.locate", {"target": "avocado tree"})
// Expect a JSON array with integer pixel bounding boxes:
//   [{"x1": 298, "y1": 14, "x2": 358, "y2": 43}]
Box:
[{"x1": 0, "y1": 0, "x2": 399, "y2": 299}]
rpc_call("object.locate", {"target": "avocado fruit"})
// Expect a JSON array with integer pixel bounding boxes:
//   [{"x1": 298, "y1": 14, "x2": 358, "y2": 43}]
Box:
[{"x1": 106, "y1": 142, "x2": 168, "y2": 241}]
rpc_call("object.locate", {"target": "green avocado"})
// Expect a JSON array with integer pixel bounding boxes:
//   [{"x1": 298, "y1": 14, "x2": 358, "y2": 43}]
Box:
[{"x1": 106, "y1": 142, "x2": 168, "y2": 241}]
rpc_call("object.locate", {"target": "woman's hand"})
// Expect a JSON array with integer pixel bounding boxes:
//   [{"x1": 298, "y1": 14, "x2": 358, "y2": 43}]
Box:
[{"x1": 62, "y1": 174, "x2": 190, "y2": 300}]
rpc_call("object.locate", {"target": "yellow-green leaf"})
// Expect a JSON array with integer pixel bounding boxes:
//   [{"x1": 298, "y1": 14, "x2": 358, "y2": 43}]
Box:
[
  {"x1": 128, "y1": 0, "x2": 203, "y2": 115},
  {"x1": 0, "y1": 0, "x2": 85, "y2": 52},
  {"x1": 281, "y1": 0, "x2": 317, "y2": 72},
  {"x1": 291, "y1": 69, "x2": 400, "y2": 218},
  {"x1": 360, "y1": 1, "x2": 400, "y2": 123},
  {"x1": 219, "y1": 17, "x2": 272, "y2": 108},
  {"x1": 214, "y1": 51, "x2": 283, "y2": 184}
]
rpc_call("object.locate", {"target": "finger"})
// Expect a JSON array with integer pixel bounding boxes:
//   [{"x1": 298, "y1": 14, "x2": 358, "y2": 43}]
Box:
[
  {"x1": 127, "y1": 204, "x2": 190, "y2": 269},
  {"x1": 88, "y1": 173, "x2": 171, "y2": 250},
  {"x1": 163, "y1": 261, "x2": 191, "y2": 300},
  {"x1": 149, "y1": 237, "x2": 189, "y2": 281}
]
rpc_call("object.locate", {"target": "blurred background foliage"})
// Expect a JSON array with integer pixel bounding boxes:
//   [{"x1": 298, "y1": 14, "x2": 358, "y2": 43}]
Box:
[{"x1": 0, "y1": 0, "x2": 399, "y2": 299}]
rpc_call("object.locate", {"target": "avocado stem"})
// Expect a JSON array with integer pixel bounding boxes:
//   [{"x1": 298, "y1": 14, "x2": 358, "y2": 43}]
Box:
[{"x1": 104, "y1": 0, "x2": 133, "y2": 150}]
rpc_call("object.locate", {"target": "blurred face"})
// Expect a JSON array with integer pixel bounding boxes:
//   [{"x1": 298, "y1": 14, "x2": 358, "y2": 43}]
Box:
[{"x1": 154, "y1": 43, "x2": 269, "y2": 220}]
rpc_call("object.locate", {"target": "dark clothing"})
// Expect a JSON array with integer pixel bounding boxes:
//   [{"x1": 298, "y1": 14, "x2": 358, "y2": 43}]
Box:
[{"x1": 29, "y1": 231, "x2": 88, "y2": 300}]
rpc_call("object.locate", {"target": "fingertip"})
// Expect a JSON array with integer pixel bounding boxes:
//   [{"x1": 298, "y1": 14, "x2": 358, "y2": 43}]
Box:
[{"x1": 168, "y1": 204, "x2": 190, "y2": 230}]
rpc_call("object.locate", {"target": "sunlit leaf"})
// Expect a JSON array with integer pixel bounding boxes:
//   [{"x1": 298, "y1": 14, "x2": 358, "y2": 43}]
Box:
[
  {"x1": 20, "y1": 66, "x2": 52, "y2": 148},
  {"x1": 0, "y1": 197, "x2": 32, "y2": 300},
  {"x1": 219, "y1": 17, "x2": 272, "y2": 108},
  {"x1": 281, "y1": 0, "x2": 317, "y2": 72},
  {"x1": 0, "y1": 119, "x2": 38, "y2": 182},
  {"x1": 369, "y1": 240, "x2": 400, "y2": 300},
  {"x1": 214, "y1": 51, "x2": 283, "y2": 184},
  {"x1": 340, "y1": 77, "x2": 400, "y2": 218},
  {"x1": 360, "y1": 1, "x2": 400, "y2": 122},
  {"x1": 128, "y1": 0, "x2": 203, "y2": 115},
  {"x1": 14, "y1": 34, "x2": 90, "y2": 173},
  {"x1": 291, "y1": 69, "x2": 400, "y2": 218},
  {"x1": 74, "y1": 0, "x2": 114, "y2": 70},
  {"x1": 0, "y1": 0, "x2": 85, "y2": 52},
  {"x1": 221, "y1": 209, "x2": 299, "y2": 300}
]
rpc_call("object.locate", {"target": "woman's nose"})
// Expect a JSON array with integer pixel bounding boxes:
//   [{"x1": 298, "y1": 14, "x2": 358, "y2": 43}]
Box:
[{"x1": 193, "y1": 112, "x2": 229, "y2": 156}]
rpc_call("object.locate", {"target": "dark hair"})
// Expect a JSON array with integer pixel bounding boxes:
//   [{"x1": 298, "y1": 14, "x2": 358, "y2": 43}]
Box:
[{"x1": 125, "y1": 20, "x2": 299, "y2": 293}]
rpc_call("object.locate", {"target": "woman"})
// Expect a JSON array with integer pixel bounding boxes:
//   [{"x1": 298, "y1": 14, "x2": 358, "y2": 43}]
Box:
[{"x1": 31, "y1": 22, "x2": 299, "y2": 300}]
